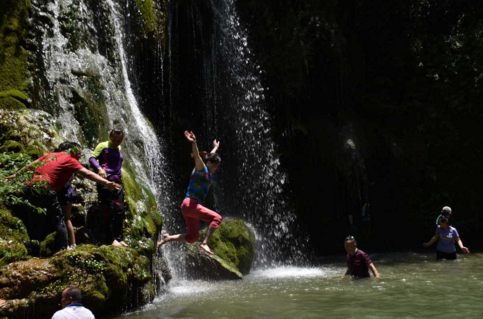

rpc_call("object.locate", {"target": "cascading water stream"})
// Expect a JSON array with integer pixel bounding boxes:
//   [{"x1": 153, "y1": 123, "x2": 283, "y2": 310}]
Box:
[{"x1": 163, "y1": 0, "x2": 307, "y2": 276}]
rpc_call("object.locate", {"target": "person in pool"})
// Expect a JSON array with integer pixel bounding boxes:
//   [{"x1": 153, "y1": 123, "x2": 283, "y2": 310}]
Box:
[
  {"x1": 343, "y1": 235, "x2": 380, "y2": 279},
  {"x1": 157, "y1": 131, "x2": 222, "y2": 255},
  {"x1": 423, "y1": 215, "x2": 470, "y2": 260}
]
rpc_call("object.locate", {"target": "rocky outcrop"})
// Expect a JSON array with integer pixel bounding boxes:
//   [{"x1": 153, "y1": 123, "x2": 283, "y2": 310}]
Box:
[
  {"x1": 0, "y1": 245, "x2": 171, "y2": 319},
  {"x1": 0, "y1": 109, "x2": 170, "y2": 318},
  {"x1": 185, "y1": 218, "x2": 256, "y2": 280}
]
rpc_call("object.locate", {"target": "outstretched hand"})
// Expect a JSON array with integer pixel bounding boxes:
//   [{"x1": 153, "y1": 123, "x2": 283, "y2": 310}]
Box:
[
  {"x1": 106, "y1": 181, "x2": 121, "y2": 191},
  {"x1": 462, "y1": 247, "x2": 470, "y2": 254},
  {"x1": 184, "y1": 131, "x2": 196, "y2": 143},
  {"x1": 213, "y1": 139, "x2": 220, "y2": 149}
]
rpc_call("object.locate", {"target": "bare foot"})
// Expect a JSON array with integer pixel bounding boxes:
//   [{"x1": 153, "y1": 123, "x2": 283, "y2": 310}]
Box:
[
  {"x1": 111, "y1": 240, "x2": 122, "y2": 247},
  {"x1": 0, "y1": 299, "x2": 6, "y2": 308},
  {"x1": 200, "y1": 243, "x2": 215, "y2": 255},
  {"x1": 157, "y1": 234, "x2": 170, "y2": 248},
  {"x1": 119, "y1": 241, "x2": 129, "y2": 247}
]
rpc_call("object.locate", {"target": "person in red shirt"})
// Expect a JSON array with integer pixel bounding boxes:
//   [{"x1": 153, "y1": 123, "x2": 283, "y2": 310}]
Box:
[{"x1": 7, "y1": 144, "x2": 120, "y2": 251}]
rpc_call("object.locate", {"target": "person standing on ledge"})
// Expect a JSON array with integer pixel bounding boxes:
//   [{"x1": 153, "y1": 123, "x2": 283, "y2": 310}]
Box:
[
  {"x1": 52, "y1": 286, "x2": 95, "y2": 319},
  {"x1": 343, "y1": 235, "x2": 381, "y2": 279},
  {"x1": 89, "y1": 128, "x2": 128, "y2": 247},
  {"x1": 157, "y1": 131, "x2": 222, "y2": 255},
  {"x1": 6, "y1": 144, "x2": 120, "y2": 251},
  {"x1": 423, "y1": 216, "x2": 469, "y2": 260}
]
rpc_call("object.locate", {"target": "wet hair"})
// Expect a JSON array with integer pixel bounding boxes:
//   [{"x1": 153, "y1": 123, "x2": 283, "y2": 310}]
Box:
[
  {"x1": 344, "y1": 235, "x2": 357, "y2": 244},
  {"x1": 64, "y1": 286, "x2": 82, "y2": 303},
  {"x1": 109, "y1": 128, "x2": 123, "y2": 136},
  {"x1": 438, "y1": 216, "x2": 449, "y2": 224}
]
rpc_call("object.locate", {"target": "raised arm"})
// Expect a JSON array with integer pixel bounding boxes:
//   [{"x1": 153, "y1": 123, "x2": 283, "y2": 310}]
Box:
[
  {"x1": 423, "y1": 234, "x2": 439, "y2": 247},
  {"x1": 77, "y1": 168, "x2": 120, "y2": 191},
  {"x1": 210, "y1": 139, "x2": 220, "y2": 154},
  {"x1": 185, "y1": 131, "x2": 204, "y2": 171},
  {"x1": 456, "y1": 237, "x2": 470, "y2": 254}
]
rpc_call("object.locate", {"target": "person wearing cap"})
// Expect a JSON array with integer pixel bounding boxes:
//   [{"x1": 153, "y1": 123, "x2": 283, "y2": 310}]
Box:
[
  {"x1": 423, "y1": 215, "x2": 470, "y2": 260},
  {"x1": 52, "y1": 286, "x2": 95, "y2": 319},
  {"x1": 343, "y1": 236, "x2": 380, "y2": 278},
  {"x1": 435, "y1": 206, "x2": 452, "y2": 225}
]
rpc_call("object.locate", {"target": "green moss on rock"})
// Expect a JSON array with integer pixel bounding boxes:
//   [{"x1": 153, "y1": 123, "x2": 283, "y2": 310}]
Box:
[
  {"x1": 134, "y1": 0, "x2": 158, "y2": 34},
  {"x1": 121, "y1": 163, "x2": 162, "y2": 255},
  {"x1": 185, "y1": 219, "x2": 256, "y2": 280},
  {"x1": 0, "y1": 207, "x2": 29, "y2": 267},
  {"x1": 0, "y1": 0, "x2": 32, "y2": 110},
  {"x1": 208, "y1": 219, "x2": 256, "y2": 275}
]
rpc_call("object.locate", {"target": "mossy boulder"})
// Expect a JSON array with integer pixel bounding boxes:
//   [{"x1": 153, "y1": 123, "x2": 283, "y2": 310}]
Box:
[
  {"x1": 185, "y1": 218, "x2": 256, "y2": 280},
  {"x1": 0, "y1": 207, "x2": 29, "y2": 268},
  {"x1": 0, "y1": 245, "x2": 168, "y2": 319}
]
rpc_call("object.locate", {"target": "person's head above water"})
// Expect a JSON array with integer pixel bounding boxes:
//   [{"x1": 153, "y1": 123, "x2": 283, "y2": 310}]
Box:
[
  {"x1": 344, "y1": 235, "x2": 357, "y2": 255},
  {"x1": 109, "y1": 128, "x2": 124, "y2": 148},
  {"x1": 441, "y1": 206, "x2": 452, "y2": 217},
  {"x1": 203, "y1": 152, "x2": 221, "y2": 174},
  {"x1": 58, "y1": 141, "x2": 82, "y2": 159}
]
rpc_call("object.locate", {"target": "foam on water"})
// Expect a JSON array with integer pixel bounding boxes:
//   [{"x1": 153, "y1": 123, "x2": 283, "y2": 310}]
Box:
[{"x1": 250, "y1": 267, "x2": 329, "y2": 279}]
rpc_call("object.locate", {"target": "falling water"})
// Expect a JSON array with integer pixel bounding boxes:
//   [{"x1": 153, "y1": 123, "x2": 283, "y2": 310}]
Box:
[{"x1": 163, "y1": 0, "x2": 306, "y2": 272}]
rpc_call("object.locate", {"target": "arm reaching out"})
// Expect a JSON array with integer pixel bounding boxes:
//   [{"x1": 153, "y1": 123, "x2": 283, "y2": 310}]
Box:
[
  {"x1": 6, "y1": 158, "x2": 42, "y2": 180},
  {"x1": 77, "y1": 168, "x2": 121, "y2": 191},
  {"x1": 456, "y1": 237, "x2": 470, "y2": 254},
  {"x1": 185, "y1": 131, "x2": 204, "y2": 171},
  {"x1": 423, "y1": 234, "x2": 439, "y2": 247}
]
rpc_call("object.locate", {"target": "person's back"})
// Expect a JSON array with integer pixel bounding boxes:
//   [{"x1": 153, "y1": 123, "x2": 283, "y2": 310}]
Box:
[
  {"x1": 52, "y1": 304, "x2": 94, "y2": 319},
  {"x1": 52, "y1": 287, "x2": 95, "y2": 319}
]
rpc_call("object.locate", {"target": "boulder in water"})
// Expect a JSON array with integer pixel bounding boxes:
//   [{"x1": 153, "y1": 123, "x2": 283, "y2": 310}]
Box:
[{"x1": 185, "y1": 218, "x2": 256, "y2": 280}]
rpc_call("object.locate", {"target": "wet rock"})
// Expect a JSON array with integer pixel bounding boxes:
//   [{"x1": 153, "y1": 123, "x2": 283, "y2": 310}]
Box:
[
  {"x1": 184, "y1": 218, "x2": 256, "y2": 280},
  {"x1": 0, "y1": 245, "x2": 167, "y2": 319}
]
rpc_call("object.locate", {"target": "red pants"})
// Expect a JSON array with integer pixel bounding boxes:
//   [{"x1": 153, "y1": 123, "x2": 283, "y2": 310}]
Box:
[{"x1": 181, "y1": 198, "x2": 222, "y2": 243}]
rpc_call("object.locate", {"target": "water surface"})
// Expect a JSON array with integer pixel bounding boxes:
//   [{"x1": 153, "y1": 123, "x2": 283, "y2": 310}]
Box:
[{"x1": 119, "y1": 252, "x2": 483, "y2": 319}]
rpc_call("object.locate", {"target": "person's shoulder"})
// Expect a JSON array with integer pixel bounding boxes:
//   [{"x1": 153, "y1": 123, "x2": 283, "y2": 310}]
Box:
[{"x1": 51, "y1": 308, "x2": 68, "y2": 319}]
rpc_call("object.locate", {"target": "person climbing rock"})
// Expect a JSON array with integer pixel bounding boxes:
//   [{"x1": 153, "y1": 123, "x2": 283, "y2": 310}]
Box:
[
  {"x1": 89, "y1": 128, "x2": 128, "y2": 247},
  {"x1": 424, "y1": 215, "x2": 469, "y2": 260},
  {"x1": 52, "y1": 286, "x2": 95, "y2": 319},
  {"x1": 157, "y1": 131, "x2": 222, "y2": 255},
  {"x1": 6, "y1": 144, "x2": 120, "y2": 251},
  {"x1": 343, "y1": 235, "x2": 380, "y2": 278}
]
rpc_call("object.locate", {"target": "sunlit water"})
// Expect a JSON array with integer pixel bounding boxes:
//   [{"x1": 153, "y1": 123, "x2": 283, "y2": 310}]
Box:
[{"x1": 113, "y1": 252, "x2": 483, "y2": 319}]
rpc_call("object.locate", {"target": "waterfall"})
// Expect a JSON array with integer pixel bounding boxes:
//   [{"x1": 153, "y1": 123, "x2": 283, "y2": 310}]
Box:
[
  {"x1": 37, "y1": 0, "x2": 166, "y2": 198},
  {"x1": 163, "y1": 0, "x2": 306, "y2": 271}
]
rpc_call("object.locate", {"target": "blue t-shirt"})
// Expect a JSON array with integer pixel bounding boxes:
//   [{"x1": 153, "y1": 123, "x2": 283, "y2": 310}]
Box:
[
  {"x1": 185, "y1": 165, "x2": 213, "y2": 204},
  {"x1": 436, "y1": 226, "x2": 459, "y2": 253}
]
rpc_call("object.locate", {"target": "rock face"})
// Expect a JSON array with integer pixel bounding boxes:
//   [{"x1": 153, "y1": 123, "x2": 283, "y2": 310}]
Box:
[
  {"x1": 0, "y1": 110, "x2": 170, "y2": 318},
  {"x1": 185, "y1": 218, "x2": 256, "y2": 280},
  {"x1": 0, "y1": 245, "x2": 171, "y2": 319}
]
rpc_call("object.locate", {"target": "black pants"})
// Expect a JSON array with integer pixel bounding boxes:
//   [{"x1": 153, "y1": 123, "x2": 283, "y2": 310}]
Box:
[
  {"x1": 97, "y1": 183, "x2": 125, "y2": 243},
  {"x1": 22, "y1": 186, "x2": 68, "y2": 250},
  {"x1": 437, "y1": 250, "x2": 457, "y2": 260}
]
